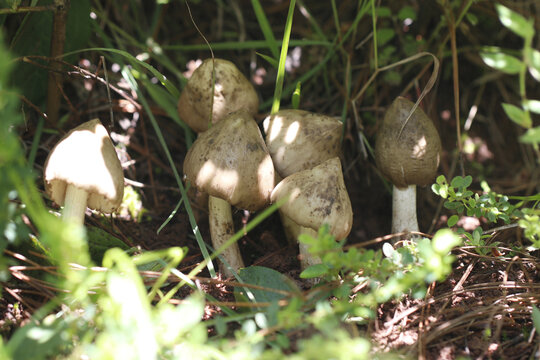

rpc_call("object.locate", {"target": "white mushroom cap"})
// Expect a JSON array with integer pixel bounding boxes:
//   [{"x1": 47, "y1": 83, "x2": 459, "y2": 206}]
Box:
[
  {"x1": 271, "y1": 157, "x2": 353, "y2": 240},
  {"x1": 44, "y1": 119, "x2": 124, "y2": 213},
  {"x1": 183, "y1": 110, "x2": 275, "y2": 211},
  {"x1": 263, "y1": 109, "x2": 343, "y2": 178},
  {"x1": 178, "y1": 58, "x2": 259, "y2": 133}
]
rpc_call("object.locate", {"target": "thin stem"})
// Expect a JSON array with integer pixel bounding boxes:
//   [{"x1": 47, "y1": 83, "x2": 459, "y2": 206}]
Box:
[
  {"x1": 392, "y1": 185, "x2": 419, "y2": 235},
  {"x1": 62, "y1": 185, "x2": 88, "y2": 226},
  {"x1": 208, "y1": 196, "x2": 245, "y2": 277}
]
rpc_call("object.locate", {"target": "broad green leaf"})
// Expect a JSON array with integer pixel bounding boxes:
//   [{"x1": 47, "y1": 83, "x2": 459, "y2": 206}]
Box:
[
  {"x1": 520, "y1": 126, "x2": 540, "y2": 144},
  {"x1": 523, "y1": 99, "x2": 540, "y2": 114},
  {"x1": 495, "y1": 4, "x2": 534, "y2": 39},
  {"x1": 234, "y1": 266, "x2": 297, "y2": 303},
  {"x1": 480, "y1": 52, "x2": 523, "y2": 74},
  {"x1": 502, "y1": 103, "x2": 532, "y2": 128}
]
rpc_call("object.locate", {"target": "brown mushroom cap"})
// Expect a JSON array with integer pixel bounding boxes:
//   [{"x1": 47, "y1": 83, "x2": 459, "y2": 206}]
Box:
[
  {"x1": 375, "y1": 97, "x2": 441, "y2": 189},
  {"x1": 270, "y1": 157, "x2": 353, "y2": 240},
  {"x1": 43, "y1": 119, "x2": 124, "y2": 213},
  {"x1": 183, "y1": 110, "x2": 275, "y2": 211},
  {"x1": 263, "y1": 109, "x2": 343, "y2": 178},
  {"x1": 178, "y1": 58, "x2": 259, "y2": 133}
]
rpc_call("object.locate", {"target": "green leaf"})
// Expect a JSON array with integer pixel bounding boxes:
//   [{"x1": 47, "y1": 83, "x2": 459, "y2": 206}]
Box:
[
  {"x1": 397, "y1": 6, "x2": 416, "y2": 21},
  {"x1": 376, "y1": 28, "x2": 395, "y2": 47},
  {"x1": 502, "y1": 103, "x2": 532, "y2": 128},
  {"x1": 480, "y1": 52, "x2": 523, "y2": 74},
  {"x1": 495, "y1": 4, "x2": 534, "y2": 39},
  {"x1": 520, "y1": 126, "x2": 540, "y2": 144},
  {"x1": 256, "y1": 51, "x2": 278, "y2": 68},
  {"x1": 235, "y1": 266, "x2": 297, "y2": 303},
  {"x1": 300, "y1": 263, "x2": 329, "y2": 278},
  {"x1": 375, "y1": 6, "x2": 392, "y2": 18},
  {"x1": 447, "y1": 215, "x2": 459, "y2": 227}
]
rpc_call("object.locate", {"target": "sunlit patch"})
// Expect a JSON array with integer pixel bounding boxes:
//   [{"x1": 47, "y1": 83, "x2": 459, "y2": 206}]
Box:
[
  {"x1": 412, "y1": 136, "x2": 427, "y2": 158},
  {"x1": 265, "y1": 115, "x2": 283, "y2": 142},
  {"x1": 197, "y1": 161, "x2": 239, "y2": 194},
  {"x1": 284, "y1": 121, "x2": 300, "y2": 144}
]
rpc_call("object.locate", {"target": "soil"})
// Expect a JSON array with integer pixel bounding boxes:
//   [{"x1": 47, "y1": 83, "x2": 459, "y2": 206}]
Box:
[{"x1": 2, "y1": 1, "x2": 539, "y2": 358}]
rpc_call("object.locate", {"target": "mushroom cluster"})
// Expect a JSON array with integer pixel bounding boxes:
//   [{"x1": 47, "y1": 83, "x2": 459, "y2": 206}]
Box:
[
  {"x1": 263, "y1": 109, "x2": 353, "y2": 269},
  {"x1": 179, "y1": 58, "x2": 268, "y2": 276}
]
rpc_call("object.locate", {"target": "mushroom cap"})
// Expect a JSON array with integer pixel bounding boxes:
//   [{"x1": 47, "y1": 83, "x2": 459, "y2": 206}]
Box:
[
  {"x1": 270, "y1": 157, "x2": 353, "y2": 240},
  {"x1": 263, "y1": 109, "x2": 343, "y2": 178},
  {"x1": 43, "y1": 119, "x2": 124, "y2": 213},
  {"x1": 375, "y1": 97, "x2": 441, "y2": 189},
  {"x1": 178, "y1": 58, "x2": 259, "y2": 133},
  {"x1": 183, "y1": 110, "x2": 275, "y2": 211}
]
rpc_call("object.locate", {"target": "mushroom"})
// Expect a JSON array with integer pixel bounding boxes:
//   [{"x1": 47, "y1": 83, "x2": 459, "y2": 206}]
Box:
[
  {"x1": 178, "y1": 58, "x2": 259, "y2": 133},
  {"x1": 271, "y1": 157, "x2": 353, "y2": 269},
  {"x1": 43, "y1": 119, "x2": 124, "y2": 225},
  {"x1": 183, "y1": 110, "x2": 275, "y2": 276},
  {"x1": 262, "y1": 109, "x2": 344, "y2": 259},
  {"x1": 374, "y1": 96, "x2": 441, "y2": 237},
  {"x1": 263, "y1": 109, "x2": 343, "y2": 178}
]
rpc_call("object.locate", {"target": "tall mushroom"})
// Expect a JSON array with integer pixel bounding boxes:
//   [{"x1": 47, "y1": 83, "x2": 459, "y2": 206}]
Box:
[
  {"x1": 271, "y1": 157, "x2": 353, "y2": 269},
  {"x1": 375, "y1": 96, "x2": 441, "y2": 237},
  {"x1": 178, "y1": 58, "x2": 259, "y2": 133},
  {"x1": 43, "y1": 119, "x2": 124, "y2": 225},
  {"x1": 183, "y1": 110, "x2": 275, "y2": 276}
]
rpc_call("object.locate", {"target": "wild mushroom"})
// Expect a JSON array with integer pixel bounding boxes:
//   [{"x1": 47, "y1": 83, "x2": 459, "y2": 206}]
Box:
[
  {"x1": 43, "y1": 119, "x2": 124, "y2": 225},
  {"x1": 263, "y1": 109, "x2": 344, "y2": 253},
  {"x1": 263, "y1": 109, "x2": 343, "y2": 178},
  {"x1": 178, "y1": 58, "x2": 259, "y2": 133},
  {"x1": 375, "y1": 96, "x2": 441, "y2": 237},
  {"x1": 183, "y1": 110, "x2": 275, "y2": 276},
  {"x1": 271, "y1": 157, "x2": 353, "y2": 269}
]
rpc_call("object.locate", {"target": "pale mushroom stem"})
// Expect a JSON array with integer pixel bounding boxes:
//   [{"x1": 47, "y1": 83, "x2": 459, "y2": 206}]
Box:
[
  {"x1": 298, "y1": 227, "x2": 321, "y2": 270},
  {"x1": 208, "y1": 195, "x2": 245, "y2": 277},
  {"x1": 62, "y1": 185, "x2": 89, "y2": 226},
  {"x1": 391, "y1": 184, "x2": 419, "y2": 235}
]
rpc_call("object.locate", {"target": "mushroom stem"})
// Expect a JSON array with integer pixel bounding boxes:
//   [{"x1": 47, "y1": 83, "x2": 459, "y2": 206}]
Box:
[
  {"x1": 298, "y1": 227, "x2": 321, "y2": 269},
  {"x1": 62, "y1": 184, "x2": 89, "y2": 226},
  {"x1": 391, "y1": 184, "x2": 419, "y2": 235},
  {"x1": 208, "y1": 195, "x2": 245, "y2": 276}
]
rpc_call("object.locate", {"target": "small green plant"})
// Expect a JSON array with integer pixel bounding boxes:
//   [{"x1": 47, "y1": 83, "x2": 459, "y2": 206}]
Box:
[
  {"x1": 432, "y1": 174, "x2": 540, "y2": 250},
  {"x1": 480, "y1": 4, "x2": 540, "y2": 148}
]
